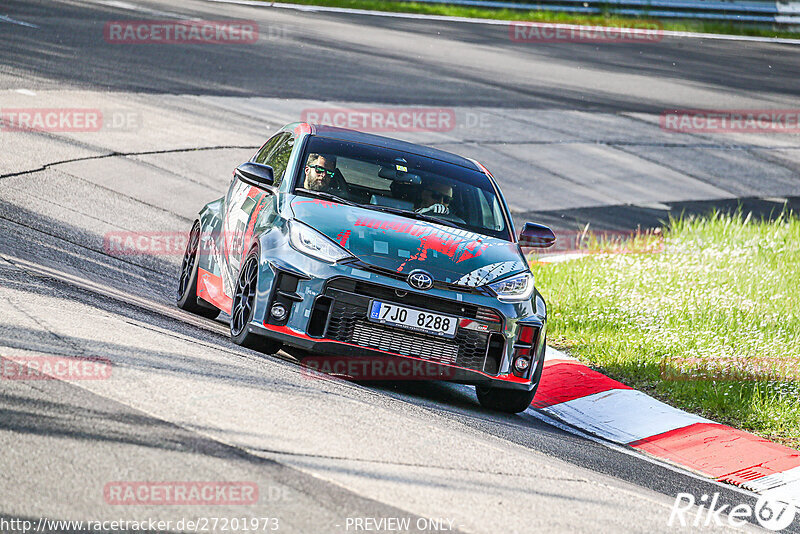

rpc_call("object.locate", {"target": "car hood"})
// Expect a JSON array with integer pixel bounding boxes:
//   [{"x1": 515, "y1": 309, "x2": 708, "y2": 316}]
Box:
[{"x1": 291, "y1": 196, "x2": 526, "y2": 287}]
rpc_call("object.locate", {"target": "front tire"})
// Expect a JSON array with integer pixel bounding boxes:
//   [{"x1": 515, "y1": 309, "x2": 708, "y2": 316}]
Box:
[
  {"x1": 230, "y1": 251, "x2": 282, "y2": 355},
  {"x1": 177, "y1": 221, "x2": 220, "y2": 320},
  {"x1": 475, "y1": 386, "x2": 537, "y2": 414},
  {"x1": 476, "y1": 352, "x2": 545, "y2": 413}
]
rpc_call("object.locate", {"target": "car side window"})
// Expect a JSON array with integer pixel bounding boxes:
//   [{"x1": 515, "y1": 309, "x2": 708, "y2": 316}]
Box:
[
  {"x1": 263, "y1": 133, "x2": 293, "y2": 187},
  {"x1": 477, "y1": 189, "x2": 505, "y2": 231},
  {"x1": 253, "y1": 135, "x2": 282, "y2": 165}
]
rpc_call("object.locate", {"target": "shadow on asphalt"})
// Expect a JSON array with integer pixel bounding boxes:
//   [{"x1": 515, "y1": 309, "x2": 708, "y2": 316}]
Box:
[
  {"x1": 516, "y1": 195, "x2": 800, "y2": 232},
  {"x1": 5, "y1": 0, "x2": 800, "y2": 109}
]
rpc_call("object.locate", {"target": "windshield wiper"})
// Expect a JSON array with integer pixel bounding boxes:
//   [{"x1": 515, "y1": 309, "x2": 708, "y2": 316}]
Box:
[{"x1": 295, "y1": 188, "x2": 358, "y2": 207}]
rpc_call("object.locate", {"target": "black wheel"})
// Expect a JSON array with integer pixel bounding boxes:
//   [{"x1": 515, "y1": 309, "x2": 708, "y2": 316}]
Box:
[
  {"x1": 230, "y1": 251, "x2": 282, "y2": 354},
  {"x1": 476, "y1": 386, "x2": 536, "y2": 414},
  {"x1": 177, "y1": 221, "x2": 220, "y2": 319},
  {"x1": 476, "y1": 351, "x2": 545, "y2": 413}
]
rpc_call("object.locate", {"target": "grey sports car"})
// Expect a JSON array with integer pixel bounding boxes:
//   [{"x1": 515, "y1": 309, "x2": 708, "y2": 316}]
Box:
[{"x1": 177, "y1": 123, "x2": 555, "y2": 413}]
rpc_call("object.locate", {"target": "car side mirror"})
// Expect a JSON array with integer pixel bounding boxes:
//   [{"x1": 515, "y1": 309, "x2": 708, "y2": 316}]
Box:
[
  {"x1": 519, "y1": 222, "x2": 556, "y2": 248},
  {"x1": 235, "y1": 162, "x2": 274, "y2": 189}
]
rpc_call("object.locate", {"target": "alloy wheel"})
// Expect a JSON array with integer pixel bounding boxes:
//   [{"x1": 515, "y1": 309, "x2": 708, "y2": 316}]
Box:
[{"x1": 231, "y1": 256, "x2": 258, "y2": 337}]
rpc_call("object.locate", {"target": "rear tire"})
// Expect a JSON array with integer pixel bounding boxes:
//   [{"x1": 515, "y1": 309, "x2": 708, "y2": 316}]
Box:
[
  {"x1": 230, "y1": 251, "x2": 282, "y2": 355},
  {"x1": 177, "y1": 221, "x2": 220, "y2": 320}
]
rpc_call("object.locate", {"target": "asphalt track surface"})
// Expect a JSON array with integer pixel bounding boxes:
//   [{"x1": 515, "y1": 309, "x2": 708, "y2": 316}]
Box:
[{"x1": 1, "y1": 0, "x2": 799, "y2": 532}]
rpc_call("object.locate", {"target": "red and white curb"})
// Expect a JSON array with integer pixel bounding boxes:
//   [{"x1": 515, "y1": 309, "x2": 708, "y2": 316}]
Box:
[{"x1": 532, "y1": 349, "x2": 800, "y2": 507}]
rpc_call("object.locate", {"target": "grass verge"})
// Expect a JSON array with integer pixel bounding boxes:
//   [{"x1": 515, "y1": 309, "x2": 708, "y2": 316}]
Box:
[
  {"x1": 264, "y1": 0, "x2": 800, "y2": 39},
  {"x1": 530, "y1": 212, "x2": 800, "y2": 449}
]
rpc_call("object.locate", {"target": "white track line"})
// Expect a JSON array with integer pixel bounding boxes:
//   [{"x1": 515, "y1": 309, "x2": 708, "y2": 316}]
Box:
[
  {"x1": 207, "y1": 0, "x2": 800, "y2": 45},
  {"x1": 747, "y1": 467, "x2": 800, "y2": 502},
  {"x1": 0, "y1": 14, "x2": 40, "y2": 28},
  {"x1": 94, "y1": 0, "x2": 191, "y2": 18}
]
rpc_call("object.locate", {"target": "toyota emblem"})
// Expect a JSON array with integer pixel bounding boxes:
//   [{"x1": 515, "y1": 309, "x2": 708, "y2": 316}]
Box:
[{"x1": 407, "y1": 270, "x2": 434, "y2": 290}]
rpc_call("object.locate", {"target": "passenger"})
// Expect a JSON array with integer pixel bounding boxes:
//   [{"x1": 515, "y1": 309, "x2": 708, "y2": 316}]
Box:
[{"x1": 417, "y1": 181, "x2": 453, "y2": 215}]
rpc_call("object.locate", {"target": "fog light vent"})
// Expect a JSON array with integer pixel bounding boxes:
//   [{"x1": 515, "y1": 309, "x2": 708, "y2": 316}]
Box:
[
  {"x1": 513, "y1": 355, "x2": 531, "y2": 372},
  {"x1": 270, "y1": 303, "x2": 287, "y2": 320}
]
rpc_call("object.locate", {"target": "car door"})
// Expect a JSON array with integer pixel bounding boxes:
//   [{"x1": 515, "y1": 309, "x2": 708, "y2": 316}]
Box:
[{"x1": 220, "y1": 132, "x2": 292, "y2": 298}]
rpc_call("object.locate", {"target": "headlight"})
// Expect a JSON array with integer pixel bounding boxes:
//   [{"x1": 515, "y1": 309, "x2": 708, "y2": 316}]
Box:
[
  {"x1": 289, "y1": 220, "x2": 353, "y2": 263},
  {"x1": 487, "y1": 272, "x2": 535, "y2": 302}
]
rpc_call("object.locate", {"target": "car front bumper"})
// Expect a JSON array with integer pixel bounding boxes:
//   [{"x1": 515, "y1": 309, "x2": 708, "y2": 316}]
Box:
[{"x1": 248, "y1": 241, "x2": 547, "y2": 391}]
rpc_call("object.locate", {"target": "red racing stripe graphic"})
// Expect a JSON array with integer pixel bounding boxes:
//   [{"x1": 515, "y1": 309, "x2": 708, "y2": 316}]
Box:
[
  {"x1": 242, "y1": 195, "x2": 267, "y2": 253},
  {"x1": 336, "y1": 229, "x2": 351, "y2": 247},
  {"x1": 353, "y1": 216, "x2": 491, "y2": 272},
  {"x1": 196, "y1": 267, "x2": 232, "y2": 314},
  {"x1": 294, "y1": 199, "x2": 340, "y2": 208}
]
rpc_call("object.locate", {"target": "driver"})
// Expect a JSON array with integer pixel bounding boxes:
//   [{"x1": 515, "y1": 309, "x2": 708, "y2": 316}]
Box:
[
  {"x1": 416, "y1": 180, "x2": 453, "y2": 215},
  {"x1": 304, "y1": 153, "x2": 337, "y2": 192}
]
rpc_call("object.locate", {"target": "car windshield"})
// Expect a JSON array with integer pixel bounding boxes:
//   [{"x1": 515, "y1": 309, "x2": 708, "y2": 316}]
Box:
[{"x1": 293, "y1": 136, "x2": 512, "y2": 241}]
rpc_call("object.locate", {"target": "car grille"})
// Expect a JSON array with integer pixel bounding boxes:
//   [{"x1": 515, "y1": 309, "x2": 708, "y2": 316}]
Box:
[
  {"x1": 318, "y1": 278, "x2": 503, "y2": 374},
  {"x1": 326, "y1": 278, "x2": 503, "y2": 323},
  {"x1": 351, "y1": 323, "x2": 458, "y2": 365}
]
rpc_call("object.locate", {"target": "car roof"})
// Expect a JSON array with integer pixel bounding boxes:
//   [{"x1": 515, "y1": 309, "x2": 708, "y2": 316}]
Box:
[{"x1": 307, "y1": 124, "x2": 481, "y2": 171}]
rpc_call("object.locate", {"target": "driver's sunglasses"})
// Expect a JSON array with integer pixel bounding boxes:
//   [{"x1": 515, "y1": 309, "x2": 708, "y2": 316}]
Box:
[
  {"x1": 425, "y1": 190, "x2": 452, "y2": 204},
  {"x1": 308, "y1": 165, "x2": 335, "y2": 178}
]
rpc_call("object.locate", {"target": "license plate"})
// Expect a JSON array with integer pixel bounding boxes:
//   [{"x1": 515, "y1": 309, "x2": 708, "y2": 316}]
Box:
[{"x1": 368, "y1": 301, "x2": 457, "y2": 339}]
